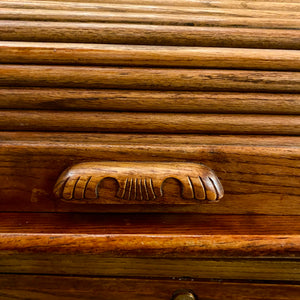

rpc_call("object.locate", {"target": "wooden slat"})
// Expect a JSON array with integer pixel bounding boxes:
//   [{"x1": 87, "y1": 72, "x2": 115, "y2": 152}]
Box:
[
  {"x1": 31, "y1": 0, "x2": 300, "y2": 7},
  {"x1": 0, "y1": 132, "x2": 299, "y2": 214},
  {"x1": 0, "y1": 21, "x2": 299, "y2": 49},
  {"x1": 0, "y1": 88, "x2": 299, "y2": 114},
  {"x1": 1, "y1": 1, "x2": 299, "y2": 19},
  {"x1": 0, "y1": 65, "x2": 299, "y2": 93},
  {"x1": 1, "y1": 42, "x2": 300, "y2": 71},
  {"x1": 1, "y1": 275, "x2": 300, "y2": 300},
  {"x1": 0, "y1": 111, "x2": 299, "y2": 134},
  {"x1": 1, "y1": 9, "x2": 299, "y2": 29}
]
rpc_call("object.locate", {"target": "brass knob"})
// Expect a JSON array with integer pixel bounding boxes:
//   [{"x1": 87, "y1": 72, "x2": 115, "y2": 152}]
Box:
[{"x1": 172, "y1": 290, "x2": 196, "y2": 300}]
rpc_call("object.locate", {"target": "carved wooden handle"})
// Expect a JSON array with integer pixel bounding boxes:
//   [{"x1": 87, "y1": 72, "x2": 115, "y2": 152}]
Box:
[{"x1": 54, "y1": 162, "x2": 224, "y2": 204}]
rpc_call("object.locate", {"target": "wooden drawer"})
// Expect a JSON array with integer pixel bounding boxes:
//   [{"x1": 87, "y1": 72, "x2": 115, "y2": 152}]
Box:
[
  {"x1": 1, "y1": 275, "x2": 300, "y2": 300},
  {"x1": 0, "y1": 132, "x2": 299, "y2": 214}
]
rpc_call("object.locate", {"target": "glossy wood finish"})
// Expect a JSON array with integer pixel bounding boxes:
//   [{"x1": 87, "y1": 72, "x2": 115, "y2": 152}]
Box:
[
  {"x1": 0, "y1": 132, "x2": 299, "y2": 214},
  {"x1": 54, "y1": 162, "x2": 224, "y2": 204},
  {"x1": 1, "y1": 111, "x2": 299, "y2": 135},
  {"x1": 0, "y1": 213, "x2": 300, "y2": 257},
  {"x1": 1, "y1": 88, "x2": 299, "y2": 114},
  {"x1": 0, "y1": 213, "x2": 299, "y2": 280},
  {"x1": 1, "y1": 275, "x2": 300, "y2": 300},
  {"x1": 0, "y1": 21, "x2": 299, "y2": 49},
  {"x1": 0, "y1": 65, "x2": 299, "y2": 93},
  {"x1": 1, "y1": 42, "x2": 300, "y2": 71}
]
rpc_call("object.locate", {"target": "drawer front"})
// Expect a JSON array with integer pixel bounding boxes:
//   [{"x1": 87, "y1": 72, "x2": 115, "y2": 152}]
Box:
[
  {"x1": 1, "y1": 275, "x2": 300, "y2": 300},
  {"x1": 0, "y1": 132, "x2": 299, "y2": 214}
]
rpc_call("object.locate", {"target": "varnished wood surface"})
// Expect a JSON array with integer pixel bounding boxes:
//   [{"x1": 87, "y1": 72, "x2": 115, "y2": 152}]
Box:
[
  {"x1": 1, "y1": 213, "x2": 299, "y2": 235},
  {"x1": 1, "y1": 42, "x2": 300, "y2": 71},
  {"x1": 53, "y1": 161, "x2": 224, "y2": 204},
  {"x1": 1, "y1": 88, "x2": 299, "y2": 114},
  {"x1": 1, "y1": 1, "x2": 299, "y2": 18},
  {"x1": 1, "y1": 275, "x2": 300, "y2": 300},
  {"x1": 0, "y1": 65, "x2": 299, "y2": 93},
  {"x1": 0, "y1": 213, "x2": 299, "y2": 279},
  {"x1": 1, "y1": 111, "x2": 299, "y2": 135},
  {"x1": 0, "y1": 21, "x2": 299, "y2": 49},
  {"x1": 1, "y1": 9, "x2": 300, "y2": 29},
  {"x1": 1, "y1": 253, "x2": 299, "y2": 280},
  {"x1": 0, "y1": 132, "x2": 299, "y2": 214}
]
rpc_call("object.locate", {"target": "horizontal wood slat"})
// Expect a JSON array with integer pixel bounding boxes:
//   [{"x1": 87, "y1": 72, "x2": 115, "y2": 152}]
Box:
[
  {"x1": 1, "y1": 1, "x2": 299, "y2": 18},
  {"x1": 0, "y1": 111, "x2": 299, "y2": 135},
  {"x1": 0, "y1": 21, "x2": 299, "y2": 49},
  {"x1": 1, "y1": 42, "x2": 299, "y2": 71},
  {"x1": 0, "y1": 65, "x2": 299, "y2": 93},
  {"x1": 0, "y1": 88, "x2": 299, "y2": 114},
  {"x1": 1, "y1": 9, "x2": 299, "y2": 29}
]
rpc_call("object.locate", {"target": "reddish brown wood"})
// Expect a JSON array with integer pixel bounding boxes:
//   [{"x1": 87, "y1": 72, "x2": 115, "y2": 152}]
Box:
[
  {"x1": 0, "y1": 132, "x2": 299, "y2": 214},
  {"x1": 1, "y1": 275, "x2": 300, "y2": 300}
]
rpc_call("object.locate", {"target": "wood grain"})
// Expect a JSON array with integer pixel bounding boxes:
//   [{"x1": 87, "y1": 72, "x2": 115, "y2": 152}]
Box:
[
  {"x1": 0, "y1": 21, "x2": 299, "y2": 49},
  {"x1": 28, "y1": 0, "x2": 300, "y2": 10},
  {"x1": 0, "y1": 111, "x2": 299, "y2": 135},
  {"x1": 0, "y1": 88, "x2": 299, "y2": 114},
  {"x1": 0, "y1": 213, "x2": 299, "y2": 257},
  {"x1": 0, "y1": 65, "x2": 299, "y2": 93},
  {"x1": 1, "y1": 1, "x2": 299, "y2": 19},
  {"x1": 0, "y1": 132, "x2": 299, "y2": 214},
  {"x1": 1, "y1": 9, "x2": 300, "y2": 29},
  {"x1": 1, "y1": 275, "x2": 300, "y2": 300},
  {"x1": 53, "y1": 161, "x2": 224, "y2": 204},
  {"x1": 1, "y1": 42, "x2": 300, "y2": 71},
  {"x1": 1, "y1": 254, "x2": 299, "y2": 280}
]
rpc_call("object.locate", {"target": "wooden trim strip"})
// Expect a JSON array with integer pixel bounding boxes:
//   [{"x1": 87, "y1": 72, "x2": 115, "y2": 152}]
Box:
[
  {"x1": 1, "y1": 42, "x2": 300, "y2": 71},
  {"x1": 0, "y1": 88, "x2": 299, "y2": 114},
  {"x1": 0, "y1": 65, "x2": 299, "y2": 93},
  {"x1": 0, "y1": 21, "x2": 298, "y2": 49},
  {"x1": 0, "y1": 110, "x2": 299, "y2": 135}
]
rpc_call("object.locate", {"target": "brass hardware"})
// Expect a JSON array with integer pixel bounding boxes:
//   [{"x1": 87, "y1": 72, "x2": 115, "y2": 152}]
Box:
[{"x1": 172, "y1": 290, "x2": 196, "y2": 300}]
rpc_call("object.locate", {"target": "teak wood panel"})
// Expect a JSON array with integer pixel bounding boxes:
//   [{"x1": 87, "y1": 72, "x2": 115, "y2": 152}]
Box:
[
  {"x1": 1, "y1": 111, "x2": 299, "y2": 135},
  {"x1": 1, "y1": 9, "x2": 300, "y2": 29},
  {"x1": 1, "y1": 88, "x2": 299, "y2": 115},
  {"x1": 1, "y1": 275, "x2": 300, "y2": 300},
  {"x1": 0, "y1": 65, "x2": 300, "y2": 93},
  {"x1": 0, "y1": 21, "x2": 299, "y2": 49},
  {"x1": 1, "y1": 42, "x2": 300, "y2": 71},
  {"x1": 0, "y1": 132, "x2": 299, "y2": 214}
]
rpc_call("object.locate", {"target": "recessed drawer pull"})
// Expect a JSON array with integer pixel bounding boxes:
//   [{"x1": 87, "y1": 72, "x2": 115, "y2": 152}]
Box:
[{"x1": 53, "y1": 162, "x2": 224, "y2": 204}]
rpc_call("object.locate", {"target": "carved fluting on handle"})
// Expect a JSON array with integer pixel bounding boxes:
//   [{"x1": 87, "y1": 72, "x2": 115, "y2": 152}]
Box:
[{"x1": 53, "y1": 162, "x2": 224, "y2": 204}]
